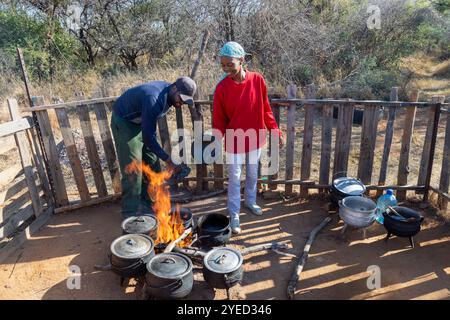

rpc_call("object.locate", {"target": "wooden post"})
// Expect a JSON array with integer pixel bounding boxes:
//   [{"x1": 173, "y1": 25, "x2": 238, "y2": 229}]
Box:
[
  {"x1": 76, "y1": 104, "x2": 108, "y2": 197},
  {"x1": 438, "y1": 104, "x2": 450, "y2": 210},
  {"x1": 418, "y1": 96, "x2": 446, "y2": 193},
  {"x1": 269, "y1": 100, "x2": 281, "y2": 191},
  {"x1": 377, "y1": 87, "x2": 398, "y2": 197},
  {"x1": 7, "y1": 99, "x2": 43, "y2": 217},
  {"x1": 285, "y1": 85, "x2": 297, "y2": 196},
  {"x1": 319, "y1": 103, "x2": 333, "y2": 193},
  {"x1": 397, "y1": 90, "x2": 419, "y2": 201},
  {"x1": 53, "y1": 100, "x2": 91, "y2": 202},
  {"x1": 300, "y1": 85, "x2": 316, "y2": 197},
  {"x1": 333, "y1": 103, "x2": 354, "y2": 178},
  {"x1": 32, "y1": 96, "x2": 69, "y2": 207},
  {"x1": 94, "y1": 102, "x2": 121, "y2": 194},
  {"x1": 210, "y1": 101, "x2": 224, "y2": 191},
  {"x1": 357, "y1": 105, "x2": 380, "y2": 184},
  {"x1": 177, "y1": 102, "x2": 190, "y2": 189}
]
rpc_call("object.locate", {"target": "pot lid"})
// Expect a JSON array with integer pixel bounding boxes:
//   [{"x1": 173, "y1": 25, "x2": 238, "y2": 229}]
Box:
[
  {"x1": 110, "y1": 234, "x2": 154, "y2": 259},
  {"x1": 204, "y1": 247, "x2": 243, "y2": 274},
  {"x1": 147, "y1": 253, "x2": 192, "y2": 279},
  {"x1": 121, "y1": 215, "x2": 157, "y2": 234},
  {"x1": 332, "y1": 177, "x2": 366, "y2": 195}
]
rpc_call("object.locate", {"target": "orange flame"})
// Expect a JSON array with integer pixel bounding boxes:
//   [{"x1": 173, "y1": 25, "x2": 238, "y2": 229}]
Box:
[{"x1": 125, "y1": 161, "x2": 190, "y2": 247}]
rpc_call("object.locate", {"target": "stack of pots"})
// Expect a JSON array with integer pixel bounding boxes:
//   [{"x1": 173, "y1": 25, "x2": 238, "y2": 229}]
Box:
[{"x1": 331, "y1": 177, "x2": 366, "y2": 205}]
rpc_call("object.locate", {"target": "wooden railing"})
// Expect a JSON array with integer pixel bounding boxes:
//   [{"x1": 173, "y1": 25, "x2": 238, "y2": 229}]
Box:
[{"x1": 15, "y1": 86, "x2": 449, "y2": 214}]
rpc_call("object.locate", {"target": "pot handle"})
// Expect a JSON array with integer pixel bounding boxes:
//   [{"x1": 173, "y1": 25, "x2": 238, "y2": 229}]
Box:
[
  {"x1": 161, "y1": 257, "x2": 177, "y2": 264},
  {"x1": 224, "y1": 271, "x2": 242, "y2": 286},
  {"x1": 110, "y1": 258, "x2": 144, "y2": 272},
  {"x1": 147, "y1": 278, "x2": 183, "y2": 291}
]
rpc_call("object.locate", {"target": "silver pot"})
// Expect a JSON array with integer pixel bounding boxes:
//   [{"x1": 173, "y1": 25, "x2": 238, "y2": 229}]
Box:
[{"x1": 338, "y1": 196, "x2": 377, "y2": 228}]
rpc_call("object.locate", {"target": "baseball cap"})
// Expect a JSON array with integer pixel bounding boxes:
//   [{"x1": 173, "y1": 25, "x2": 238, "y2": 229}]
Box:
[{"x1": 175, "y1": 76, "x2": 197, "y2": 106}]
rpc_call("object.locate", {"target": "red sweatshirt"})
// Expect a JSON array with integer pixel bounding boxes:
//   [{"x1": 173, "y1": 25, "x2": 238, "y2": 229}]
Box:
[{"x1": 212, "y1": 71, "x2": 281, "y2": 154}]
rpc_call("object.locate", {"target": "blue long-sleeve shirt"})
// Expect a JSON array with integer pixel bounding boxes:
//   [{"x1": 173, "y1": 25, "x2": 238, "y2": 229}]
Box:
[{"x1": 112, "y1": 81, "x2": 172, "y2": 161}]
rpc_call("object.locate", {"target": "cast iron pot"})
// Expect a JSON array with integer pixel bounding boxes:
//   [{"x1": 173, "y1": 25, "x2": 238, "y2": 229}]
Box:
[
  {"x1": 338, "y1": 196, "x2": 377, "y2": 228},
  {"x1": 170, "y1": 207, "x2": 194, "y2": 230},
  {"x1": 145, "y1": 252, "x2": 193, "y2": 299},
  {"x1": 121, "y1": 215, "x2": 158, "y2": 240},
  {"x1": 110, "y1": 234, "x2": 155, "y2": 278},
  {"x1": 197, "y1": 213, "x2": 231, "y2": 247},
  {"x1": 383, "y1": 206, "x2": 424, "y2": 238},
  {"x1": 203, "y1": 247, "x2": 244, "y2": 289},
  {"x1": 331, "y1": 177, "x2": 366, "y2": 204}
]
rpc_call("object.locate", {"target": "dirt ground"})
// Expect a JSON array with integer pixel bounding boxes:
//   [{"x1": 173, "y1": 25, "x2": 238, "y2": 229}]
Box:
[{"x1": 1, "y1": 193, "x2": 449, "y2": 300}]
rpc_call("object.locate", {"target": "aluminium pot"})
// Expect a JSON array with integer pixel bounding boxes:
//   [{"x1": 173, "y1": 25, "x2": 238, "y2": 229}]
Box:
[
  {"x1": 121, "y1": 215, "x2": 158, "y2": 240},
  {"x1": 382, "y1": 206, "x2": 424, "y2": 238},
  {"x1": 203, "y1": 247, "x2": 244, "y2": 289},
  {"x1": 338, "y1": 196, "x2": 377, "y2": 228},
  {"x1": 145, "y1": 252, "x2": 193, "y2": 299},
  {"x1": 331, "y1": 177, "x2": 366, "y2": 204},
  {"x1": 109, "y1": 234, "x2": 155, "y2": 278},
  {"x1": 197, "y1": 213, "x2": 231, "y2": 247}
]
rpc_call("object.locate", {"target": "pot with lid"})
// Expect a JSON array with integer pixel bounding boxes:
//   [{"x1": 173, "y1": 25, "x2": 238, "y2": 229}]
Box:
[
  {"x1": 202, "y1": 247, "x2": 244, "y2": 289},
  {"x1": 338, "y1": 196, "x2": 377, "y2": 228},
  {"x1": 121, "y1": 215, "x2": 158, "y2": 240},
  {"x1": 331, "y1": 177, "x2": 366, "y2": 204},
  {"x1": 145, "y1": 252, "x2": 194, "y2": 299},
  {"x1": 110, "y1": 234, "x2": 155, "y2": 278}
]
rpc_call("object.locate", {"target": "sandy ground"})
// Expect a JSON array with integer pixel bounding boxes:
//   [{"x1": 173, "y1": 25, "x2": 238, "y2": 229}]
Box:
[{"x1": 1, "y1": 194, "x2": 449, "y2": 300}]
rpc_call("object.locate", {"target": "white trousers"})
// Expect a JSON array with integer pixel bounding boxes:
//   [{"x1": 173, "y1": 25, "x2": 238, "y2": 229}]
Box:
[{"x1": 226, "y1": 148, "x2": 262, "y2": 220}]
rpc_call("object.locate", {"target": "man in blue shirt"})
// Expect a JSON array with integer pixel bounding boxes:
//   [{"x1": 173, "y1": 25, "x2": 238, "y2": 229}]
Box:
[{"x1": 111, "y1": 76, "x2": 196, "y2": 218}]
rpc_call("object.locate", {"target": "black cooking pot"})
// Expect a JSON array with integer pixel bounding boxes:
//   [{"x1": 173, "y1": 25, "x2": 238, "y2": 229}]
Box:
[
  {"x1": 383, "y1": 206, "x2": 424, "y2": 238},
  {"x1": 203, "y1": 247, "x2": 244, "y2": 289},
  {"x1": 146, "y1": 252, "x2": 193, "y2": 299},
  {"x1": 170, "y1": 207, "x2": 194, "y2": 230},
  {"x1": 110, "y1": 234, "x2": 155, "y2": 278},
  {"x1": 197, "y1": 214, "x2": 231, "y2": 247},
  {"x1": 330, "y1": 177, "x2": 366, "y2": 204},
  {"x1": 121, "y1": 215, "x2": 158, "y2": 240}
]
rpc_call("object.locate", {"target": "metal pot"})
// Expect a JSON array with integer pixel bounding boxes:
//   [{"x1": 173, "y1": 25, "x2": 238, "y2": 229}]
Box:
[
  {"x1": 197, "y1": 214, "x2": 231, "y2": 247},
  {"x1": 110, "y1": 234, "x2": 155, "y2": 278},
  {"x1": 338, "y1": 196, "x2": 377, "y2": 228},
  {"x1": 121, "y1": 215, "x2": 158, "y2": 240},
  {"x1": 145, "y1": 252, "x2": 193, "y2": 299},
  {"x1": 383, "y1": 206, "x2": 424, "y2": 238},
  {"x1": 170, "y1": 207, "x2": 194, "y2": 230},
  {"x1": 331, "y1": 177, "x2": 366, "y2": 204},
  {"x1": 203, "y1": 247, "x2": 244, "y2": 289}
]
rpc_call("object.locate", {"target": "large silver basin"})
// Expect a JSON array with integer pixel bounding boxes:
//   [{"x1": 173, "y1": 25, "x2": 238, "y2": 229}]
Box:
[{"x1": 338, "y1": 196, "x2": 377, "y2": 228}]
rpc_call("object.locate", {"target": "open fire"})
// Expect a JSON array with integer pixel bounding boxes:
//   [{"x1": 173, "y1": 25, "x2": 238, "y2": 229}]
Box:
[{"x1": 125, "y1": 161, "x2": 192, "y2": 247}]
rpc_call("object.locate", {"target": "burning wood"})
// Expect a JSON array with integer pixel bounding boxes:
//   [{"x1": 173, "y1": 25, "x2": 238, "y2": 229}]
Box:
[{"x1": 164, "y1": 227, "x2": 193, "y2": 253}]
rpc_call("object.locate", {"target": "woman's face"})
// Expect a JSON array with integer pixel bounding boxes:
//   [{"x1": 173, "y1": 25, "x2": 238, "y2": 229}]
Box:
[{"x1": 220, "y1": 56, "x2": 244, "y2": 75}]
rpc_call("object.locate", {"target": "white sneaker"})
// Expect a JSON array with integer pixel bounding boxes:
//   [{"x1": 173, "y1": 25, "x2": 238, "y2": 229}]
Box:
[
  {"x1": 230, "y1": 218, "x2": 241, "y2": 234},
  {"x1": 244, "y1": 202, "x2": 263, "y2": 216}
]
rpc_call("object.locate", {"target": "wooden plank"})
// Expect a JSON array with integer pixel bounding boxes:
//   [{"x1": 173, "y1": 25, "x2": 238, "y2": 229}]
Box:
[
  {"x1": 0, "y1": 164, "x2": 24, "y2": 190},
  {"x1": 0, "y1": 206, "x2": 53, "y2": 264},
  {"x1": 7, "y1": 99, "x2": 42, "y2": 217},
  {"x1": 377, "y1": 87, "x2": 399, "y2": 197},
  {"x1": 269, "y1": 103, "x2": 281, "y2": 190},
  {"x1": 300, "y1": 85, "x2": 316, "y2": 197},
  {"x1": 397, "y1": 90, "x2": 419, "y2": 201},
  {"x1": 285, "y1": 85, "x2": 297, "y2": 196},
  {"x1": 0, "y1": 117, "x2": 33, "y2": 138},
  {"x1": 54, "y1": 194, "x2": 121, "y2": 214},
  {"x1": 438, "y1": 105, "x2": 450, "y2": 210},
  {"x1": 333, "y1": 103, "x2": 354, "y2": 178},
  {"x1": 418, "y1": 96, "x2": 446, "y2": 191},
  {"x1": 32, "y1": 96, "x2": 69, "y2": 207},
  {"x1": 93, "y1": 102, "x2": 121, "y2": 194},
  {"x1": 0, "y1": 136, "x2": 16, "y2": 155},
  {"x1": 357, "y1": 105, "x2": 380, "y2": 184},
  {"x1": 26, "y1": 127, "x2": 53, "y2": 206},
  {"x1": 178, "y1": 104, "x2": 190, "y2": 189},
  {"x1": 209, "y1": 105, "x2": 224, "y2": 190},
  {"x1": 319, "y1": 104, "x2": 333, "y2": 192},
  {"x1": 76, "y1": 104, "x2": 108, "y2": 198},
  {"x1": 54, "y1": 106, "x2": 91, "y2": 202}
]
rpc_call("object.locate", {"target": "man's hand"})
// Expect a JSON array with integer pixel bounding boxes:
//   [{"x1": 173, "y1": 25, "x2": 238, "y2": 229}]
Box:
[{"x1": 166, "y1": 159, "x2": 182, "y2": 174}]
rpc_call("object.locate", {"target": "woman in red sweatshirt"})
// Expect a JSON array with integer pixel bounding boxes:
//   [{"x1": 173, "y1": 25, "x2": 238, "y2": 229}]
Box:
[{"x1": 212, "y1": 42, "x2": 283, "y2": 234}]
